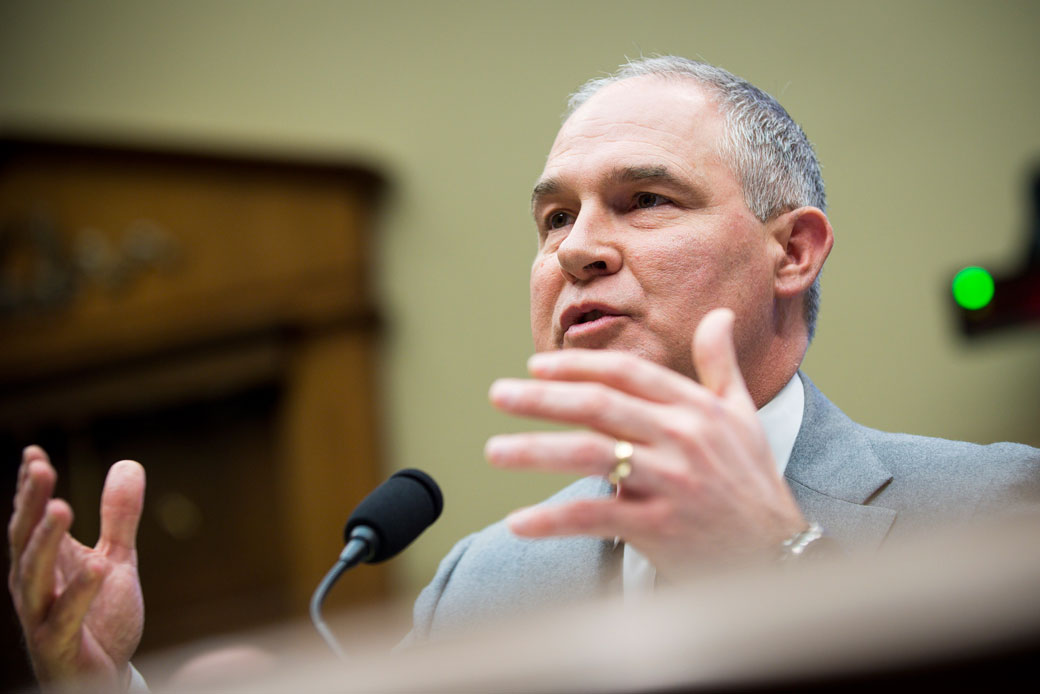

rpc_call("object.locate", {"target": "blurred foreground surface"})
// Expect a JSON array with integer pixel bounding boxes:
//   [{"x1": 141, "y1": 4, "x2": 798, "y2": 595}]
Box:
[{"x1": 116, "y1": 512, "x2": 1040, "y2": 694}]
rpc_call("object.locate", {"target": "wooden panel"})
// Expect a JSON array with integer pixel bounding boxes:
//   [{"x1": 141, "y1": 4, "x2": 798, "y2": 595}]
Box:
[
  {"x1": 0, "y1": 140, "x2": 383, "y2": 381},
  {"x1": 278, "y1": 328, "x2": 390, "y2": 612},
  {"x1": 0, "y1": 139, "x2": 388, "y2": 689}
]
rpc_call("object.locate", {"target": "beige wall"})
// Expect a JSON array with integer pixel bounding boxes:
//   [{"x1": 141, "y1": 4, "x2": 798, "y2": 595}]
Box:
[{"x1": 2, "y1": 0, "x2": 1038, "y2": 597}]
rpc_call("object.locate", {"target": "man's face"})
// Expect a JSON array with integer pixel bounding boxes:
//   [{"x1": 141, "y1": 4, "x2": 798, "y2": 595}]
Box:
[{"x1": 529, "y1": 77, "x2": 783, "y2": 383}]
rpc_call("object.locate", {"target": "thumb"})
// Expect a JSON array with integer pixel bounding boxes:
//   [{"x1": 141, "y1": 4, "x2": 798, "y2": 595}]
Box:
[
  {"x1": 98, "y1": 460, "x2": 146, "y2": 561},
  {"x1": 691, "y1": 308, "x2": 752, "y2": 404}
]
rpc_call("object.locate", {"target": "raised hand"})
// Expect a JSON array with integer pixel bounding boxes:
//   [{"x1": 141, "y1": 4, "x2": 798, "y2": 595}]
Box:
[
  {"x1": 485, "y1": 308, "x2": 806, "y2": 578},
  {"x1": 8, "y1": 446, "x2": 145, "y2": 692}
]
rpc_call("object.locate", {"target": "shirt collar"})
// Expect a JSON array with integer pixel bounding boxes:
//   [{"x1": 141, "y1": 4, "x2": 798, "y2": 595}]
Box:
[{"x1": 756, "y1": 373, "x2": 805, "y2": 477}]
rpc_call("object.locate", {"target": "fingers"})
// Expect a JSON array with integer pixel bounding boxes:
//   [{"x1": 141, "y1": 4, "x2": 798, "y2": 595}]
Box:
[
  {"x1": 490, "y1": 379, "x2": 666, "y2": 443},
  {"x1": 97, "y1": 460, "x2": 145, "y2": 561},
  {"x1": 17, "y1": 499, "x2": 74, "y2": 624},
  {"x1": 46, "y1": 558, "x2": 106, "y2": 647},
  {"x1": 9, "y1": 457, "x2": 58, "y2": 564},
  {"x1": 507, "y1": 497, "x2": 654, "y2": 540},
  {"x1": 487, "y1": 431, "x2": 663, "y2": 495},
  {"x1": 19, "y1": 560, "x2": 106, "y2": 684},
  {"x1": 691, "y1": 308, "x2": 753, "y2": 406},
  {"x1": 18, "y1": 445, "x2": 50, "y2": 491},
  {"x1": 487, "y1": 430, "x2": 618, "y2": 476},
  {"x1": 526, "y1": 349, "x2": 701, "y2": 404}
]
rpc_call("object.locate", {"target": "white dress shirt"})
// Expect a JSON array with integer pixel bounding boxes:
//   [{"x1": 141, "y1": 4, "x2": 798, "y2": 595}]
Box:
[{"x1": 622, "y1": 373, "x2": 805, "y2": 597}]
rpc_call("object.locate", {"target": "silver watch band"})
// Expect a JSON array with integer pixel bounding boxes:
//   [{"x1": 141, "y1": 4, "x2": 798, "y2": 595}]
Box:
[{"x1": 779, "y1": 522, "x2": 826, "y2": 560}]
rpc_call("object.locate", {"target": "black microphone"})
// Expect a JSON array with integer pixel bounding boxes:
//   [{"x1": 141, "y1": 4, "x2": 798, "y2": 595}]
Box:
[
  {"x1": 343, "y1": 468, "x2": 443, "y2": 562},
  {"x1": 310, "y1": 469, "x2": 443, "y2": 658}
]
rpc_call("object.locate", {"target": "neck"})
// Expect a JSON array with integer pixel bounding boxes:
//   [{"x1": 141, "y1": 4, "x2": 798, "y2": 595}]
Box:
[{"x1": 742, "y1": 305, "x2": 809, "y2": 409}]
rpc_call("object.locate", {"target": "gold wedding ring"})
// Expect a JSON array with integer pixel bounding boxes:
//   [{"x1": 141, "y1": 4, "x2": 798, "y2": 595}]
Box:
[{"x1": 608, "y1": 440, "x2": 634, "y2": 485}]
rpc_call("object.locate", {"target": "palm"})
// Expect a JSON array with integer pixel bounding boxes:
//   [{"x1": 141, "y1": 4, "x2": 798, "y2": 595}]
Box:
[{"x1": 50, "y1": 536, "x2": 144, "y2": 679}]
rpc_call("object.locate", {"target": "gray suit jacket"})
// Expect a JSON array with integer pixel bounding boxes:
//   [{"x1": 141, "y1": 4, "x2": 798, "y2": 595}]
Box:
[{"x1": 408, "y1": 373, "x2": 1040, "y2": 640}]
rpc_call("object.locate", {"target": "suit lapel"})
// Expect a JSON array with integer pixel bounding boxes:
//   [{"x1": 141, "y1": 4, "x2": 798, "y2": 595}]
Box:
[{"x1": 785, "y1": 373, "x2": 897, "y2": 551}]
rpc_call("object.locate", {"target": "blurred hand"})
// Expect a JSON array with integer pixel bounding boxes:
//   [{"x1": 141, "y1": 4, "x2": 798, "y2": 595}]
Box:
[
  {"x1": 485, "y1": 308, "x2": 806, "y2": 578},
  {"x1": 8, "y1": 446, "x2": 145, "y2": 692}
]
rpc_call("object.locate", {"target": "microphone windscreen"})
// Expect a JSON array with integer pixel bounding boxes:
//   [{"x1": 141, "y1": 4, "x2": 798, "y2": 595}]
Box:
[{"x1": 344, "y1": 468, "x2": 444, "y2": 563}]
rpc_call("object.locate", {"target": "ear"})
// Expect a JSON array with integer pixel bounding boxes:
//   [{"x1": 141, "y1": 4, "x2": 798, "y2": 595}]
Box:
[{"x1": 770, "y1": 206, "x2": 834, "y2": 299}]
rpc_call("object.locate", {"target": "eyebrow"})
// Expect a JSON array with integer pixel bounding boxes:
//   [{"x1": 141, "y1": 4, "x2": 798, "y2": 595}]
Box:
[
  {"x1": 530, "y1": 165, "x2": 690, "y2": 210},
  {"x1": 530, "y1": 177, "x2": 560, "y2": 209}
]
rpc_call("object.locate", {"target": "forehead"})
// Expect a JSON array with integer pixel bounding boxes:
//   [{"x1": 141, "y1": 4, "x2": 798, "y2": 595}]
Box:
[{"x1": 540, "y1": 77, "x2": 728, "y2": 187}]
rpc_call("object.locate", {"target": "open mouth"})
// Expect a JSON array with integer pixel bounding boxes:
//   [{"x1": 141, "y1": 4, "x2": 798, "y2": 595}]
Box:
[
  {"x1": 575, "y1": 309, "x2": 605, "y2": 325},
  {"x1": 561, "y1": 304, "x2": 623, "y2": 335}
]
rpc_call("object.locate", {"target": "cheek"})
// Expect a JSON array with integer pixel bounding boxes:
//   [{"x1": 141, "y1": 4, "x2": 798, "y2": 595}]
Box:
[
  {"x1": 529, "y1": 255, "x2": 560, "y2": 348},
  {"x1": 632, "y1": 242, "x2": 713, "y2": 304},
  {"x1": 633, "y1": 232, "x2": 764, "y2": 329}
]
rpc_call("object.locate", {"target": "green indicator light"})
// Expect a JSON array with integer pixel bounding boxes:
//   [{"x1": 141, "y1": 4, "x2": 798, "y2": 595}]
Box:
[{"x1": 952, "y1": 266, "x2": 995, "y2": 310}]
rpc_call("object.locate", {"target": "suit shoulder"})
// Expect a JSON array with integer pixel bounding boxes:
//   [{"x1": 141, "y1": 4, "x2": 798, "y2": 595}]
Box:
[
  {"x1": 860, "y1": 426, "x2": 1039, "y2": 475},
  {"x1": 802, "y1": 374, "x2": 1038, "y2": 477},
  {"x1": 798, "y1": 374, "x2": 1039, "y2": 516},
  {"x1": 860, "y1": 426, "x2": 1040, "y2": 513}
]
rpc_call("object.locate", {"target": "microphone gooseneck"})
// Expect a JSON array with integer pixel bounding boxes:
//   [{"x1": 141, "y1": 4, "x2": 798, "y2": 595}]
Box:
[
  {"x1": 309, "y1": 526, "x2": 377, "y2": 660},
  {"x1": 309, "y1": 469, "x2": 443, "y2": 659}
]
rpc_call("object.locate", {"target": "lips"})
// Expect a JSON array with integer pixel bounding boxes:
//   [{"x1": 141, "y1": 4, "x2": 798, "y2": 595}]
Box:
[{"x1": 560, "y1": 303, "x2": 625, "y2": 333}]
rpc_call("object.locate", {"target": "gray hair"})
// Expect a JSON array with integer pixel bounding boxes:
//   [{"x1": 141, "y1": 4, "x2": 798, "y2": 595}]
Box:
[{"x1": 567, "y1": 56, "x2": 827, "y2": 341}]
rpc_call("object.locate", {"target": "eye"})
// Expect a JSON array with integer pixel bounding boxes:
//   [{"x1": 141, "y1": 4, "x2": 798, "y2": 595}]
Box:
[
  {"x1": 547, "y1": 210, "x2": 573, "y2": 230},
  {"x1": 633, "y1": 192, "x2": 670, "y2": 209}
]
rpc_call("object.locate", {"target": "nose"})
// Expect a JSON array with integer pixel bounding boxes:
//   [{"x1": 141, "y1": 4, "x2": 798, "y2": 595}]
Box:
[{"x1": 556, "y1": 207, "x2": 622, "y2": 282}]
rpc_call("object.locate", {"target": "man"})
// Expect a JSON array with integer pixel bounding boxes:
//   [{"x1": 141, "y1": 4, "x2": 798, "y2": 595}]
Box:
[
  {"x1": 8, "y1": 57, "x2": 1040, "y2": 689},
  {"x1": 407, "y1": 56, "x2": 1040, "y2": 637}
]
